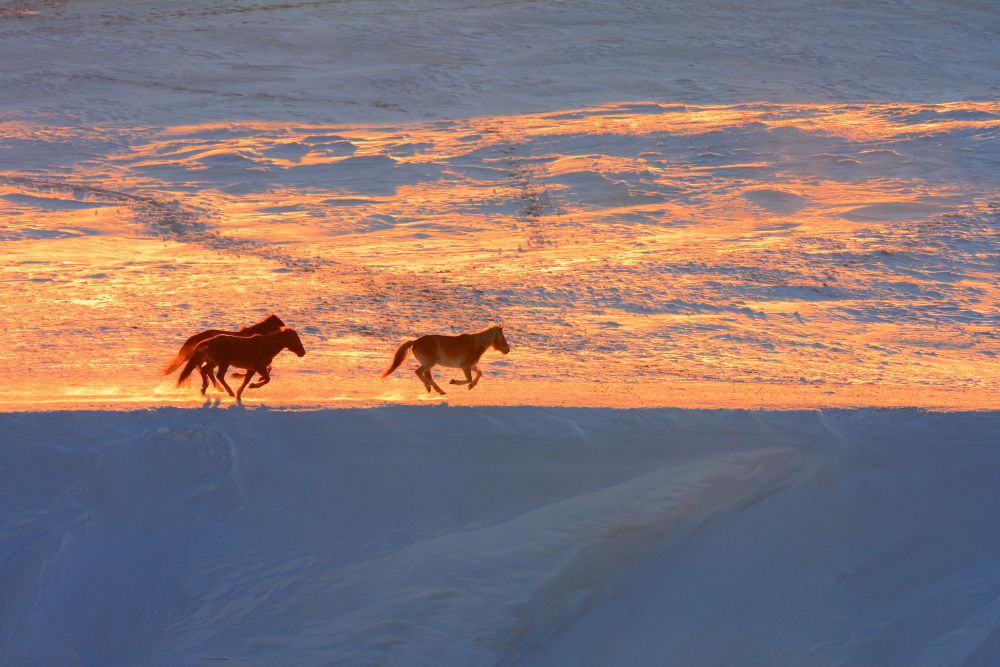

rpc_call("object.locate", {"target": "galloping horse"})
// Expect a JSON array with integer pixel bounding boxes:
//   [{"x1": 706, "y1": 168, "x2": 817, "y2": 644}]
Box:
[
  {"x1": 380, "y1": 325, "x2": 510, "y2": 394},
  {"x1": 176, "y1": 327, "x2": 306, "y2": 401},
  {"x1": 162, "y1": 314, "x2": 285, "y2": 378}
]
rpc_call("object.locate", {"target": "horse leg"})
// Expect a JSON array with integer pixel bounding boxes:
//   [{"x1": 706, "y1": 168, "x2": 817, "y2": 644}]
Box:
[
  {"x1": 449, "y1": 366, "x2": 473, "y2": 386},
  {"x1": 235, "y1": 370, "x2": 255, "y2": 402},
  {"x1": 469, "y1": 365, "x2": 483, "y2": 390},
  {"x1": 211, "y1": 365, "x2": 226, "y2": 392},
  {"x1": 414, "y1": 366, "x2": 433, "y2": 393},
  {"x1": 216, "y1": 363, "x2": 235, "y2": 397},
  {"x1": 200, "y1": 362, "x2": 222, "y2": 392},
  {"x1": 198, "y1": 363, "x2": 211, "y2": 395},
  {"x1": 205, "y1": 363, "x2": 222, "y2": 390},
  {"x1": 424, "y1": 368, "x2": 447, "y2": 395},
  {"x1": 249, "y1": 366, "x2": 270, "y2": 389},
  {"x1": 410, "y1": 348, "x2": 445, "y2": 394}
]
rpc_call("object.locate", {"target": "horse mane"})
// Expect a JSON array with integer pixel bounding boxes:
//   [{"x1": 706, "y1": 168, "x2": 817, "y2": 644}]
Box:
[
  {"x1": 239, "y1": 328, "x2": 291, "y2": 341},
  {"x1": 238, "y1": 313, "x2": 284, "y2": 334},
  {"x1": 464, "y1": 325, "x2": 500, "y2": 348}
]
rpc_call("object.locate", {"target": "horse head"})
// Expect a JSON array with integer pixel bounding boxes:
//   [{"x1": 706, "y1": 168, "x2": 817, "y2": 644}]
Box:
[
  {"x1": 493, "y1": 325, "x2": 510, "y2": 354},
  {"x1": 282, "y1": 327, "x2": 306, "y2": 357}
]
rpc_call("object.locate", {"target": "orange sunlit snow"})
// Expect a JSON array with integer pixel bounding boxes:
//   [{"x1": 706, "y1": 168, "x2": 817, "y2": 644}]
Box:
[{"x1": 1, "y1": 102, "x2": 997, "y2": 409}]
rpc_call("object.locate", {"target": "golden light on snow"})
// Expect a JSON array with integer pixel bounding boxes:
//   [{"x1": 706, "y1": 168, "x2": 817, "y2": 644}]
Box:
[{"x1": 1, "y1": 101, "x2": 997, "y2": 409}]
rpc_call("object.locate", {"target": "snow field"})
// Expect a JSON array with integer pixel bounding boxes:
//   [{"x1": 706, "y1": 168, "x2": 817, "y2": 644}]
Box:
[
  {"x1": 3, "y1": 406, "x2": 999, "y2": 665},
  {"x1": 2, "y1": 0, "x2": 999, "y2": 408}
]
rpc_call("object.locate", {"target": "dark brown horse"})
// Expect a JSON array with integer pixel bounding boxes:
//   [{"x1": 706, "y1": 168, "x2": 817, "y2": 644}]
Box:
[
  {"x1": 162, "y1": 314, "x2": 285, "y2": 377},
  {"x1": 380, "y1": 325, "x2": 510, "y2": 394},
  {"x1": 176, "y1": 327, "x2": 305, "y2": 401}
]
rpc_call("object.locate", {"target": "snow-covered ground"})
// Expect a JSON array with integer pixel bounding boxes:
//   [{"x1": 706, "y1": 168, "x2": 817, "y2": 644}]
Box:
[
  {"x1": 2, "y1": 1, "x2": 999, "y2": 665},
  {"x1": 0, "y1": 0, "x2": 997, "y2": 409},
  {"x1": 3, "y1": 406, "x2": 999, "y2": 665}
]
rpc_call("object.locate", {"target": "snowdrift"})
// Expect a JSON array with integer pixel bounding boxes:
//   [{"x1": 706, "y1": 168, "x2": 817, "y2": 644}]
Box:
[{"x1": 3, "y1": 406, "x2": 999, "y2": 665}]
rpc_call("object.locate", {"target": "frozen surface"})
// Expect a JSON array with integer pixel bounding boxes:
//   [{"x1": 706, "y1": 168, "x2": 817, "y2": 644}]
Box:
[
  {"x1": 3, "y1": 2, "x2": 998, "y2": 665},
  {"x1": 3, "y1": 406, "x2": 999, "y2": 666},
  {"x1": 2, "y1": 0, "x2": 998, "y2": 126},
  {"x1": 1, "y1": 0, "x2": 998, "y2": 409}
]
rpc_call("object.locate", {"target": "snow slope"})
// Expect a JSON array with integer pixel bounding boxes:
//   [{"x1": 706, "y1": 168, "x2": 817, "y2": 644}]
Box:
[{"x1": 3, "y1": 406, "x2": 999, "y2": 666}]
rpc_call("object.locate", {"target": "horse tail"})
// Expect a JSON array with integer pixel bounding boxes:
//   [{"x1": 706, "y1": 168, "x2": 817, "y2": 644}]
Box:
[
  {"x1": 380, "y1": 340, "x2": 414, "y2": 378},
  {"x1": 161, "y1": 344, "x2": 193, "y2": 376},
  {"x1": 162, "y1": 332, "x2": 215, "y2": 375},
  {"x1": 175, "y1": 345, "x2": 205, "y2": 386}
]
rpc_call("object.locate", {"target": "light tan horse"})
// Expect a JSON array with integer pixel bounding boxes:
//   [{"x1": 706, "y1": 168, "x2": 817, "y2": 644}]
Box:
[
  {"x1": 176, "y1": 327, "x2": 305, "y2": 401},
  {"x1": 380, "y1": 325, "x2": 510, "y2": 394},
  {"x1": 162, "y1": 314, "x2": 285, "y2": 377}
]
